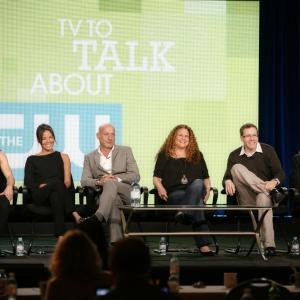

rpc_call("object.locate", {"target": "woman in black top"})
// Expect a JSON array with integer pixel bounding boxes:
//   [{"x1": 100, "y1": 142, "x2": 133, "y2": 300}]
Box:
[
  {"x1": 24, "y1": 124, "x2": 81, "y2": 236},
  {"x1": 0, "y1": 150, "x2": 14, "y2": 234},
  {"x1": 153, "y1": 124, "x2": 213, "y2": 255}
]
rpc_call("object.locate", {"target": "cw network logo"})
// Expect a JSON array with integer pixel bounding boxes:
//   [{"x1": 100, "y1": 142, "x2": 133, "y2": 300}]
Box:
[{"x1": 0, "y1": 103, "x2": 122, "y2": 181}]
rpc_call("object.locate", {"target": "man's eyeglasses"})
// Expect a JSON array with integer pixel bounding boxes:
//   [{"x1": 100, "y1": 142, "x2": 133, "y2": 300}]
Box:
[{"x1": 242, "y1": 134, "x2": 258, "y2": 138}]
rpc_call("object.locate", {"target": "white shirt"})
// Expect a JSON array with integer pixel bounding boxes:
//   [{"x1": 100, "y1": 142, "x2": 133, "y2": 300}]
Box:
[
  {"x1": 98, "y1": 146, "x2": 114, "y2": 174},
  {"x1": 98, "y1": 146, "x2": 122, "y2": 182},
  {"x1": 239, "y1": 142, "x2": 263, "y2": 157}
]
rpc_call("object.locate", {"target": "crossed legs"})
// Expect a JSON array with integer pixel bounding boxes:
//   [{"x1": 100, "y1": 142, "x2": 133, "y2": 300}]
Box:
[
  {"x1": 230, "y1": 164, "x2": 275, "y2": 248},
  {"x1": 94, "y1": 180, "x2": 131, "y2": 243}
]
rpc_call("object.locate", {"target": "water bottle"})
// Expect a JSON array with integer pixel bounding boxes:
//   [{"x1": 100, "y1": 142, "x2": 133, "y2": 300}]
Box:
[
  {"x1": 16, "y1": 237, "x2": 25, "y2": 256},
  {"x1": 159, "y1": 237, "x2": 167, "y2": 255},
  {"x1": 6, "y1": 272, "x2": 17, "y2": 300},
  {"x1": 168, "y1": 255, "x2": 180, "y2": 293},
  {"x1": 290, "y1": 236, "x2": 300, "y2": 255},
  {"x1": 130, "y1": 182, "x2": 141, "y2": 207},
  {"x1": 0, "y1": 269, "x2": 7, "y2": 297},
  {"x1": 169, "y1": 254, "x2": 180, "y2": 278}
]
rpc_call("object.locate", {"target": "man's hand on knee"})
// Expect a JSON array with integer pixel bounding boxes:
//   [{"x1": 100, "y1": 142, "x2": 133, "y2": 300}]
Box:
[
  {"x1": 264, "y1": 180, "x2": 278, "y2": 192},
  {"x1": 225, "y1": 180, "x2": 236, "y2": 196}
]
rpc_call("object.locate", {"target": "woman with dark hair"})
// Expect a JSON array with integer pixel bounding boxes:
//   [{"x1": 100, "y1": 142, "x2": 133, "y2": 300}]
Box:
[
  {"x1": 24, "y1": 124, "x2": 81, "y2": 236},
  {"x1": 153, "y1": 124, "x2": 213, "y2": 255},
  {"x1": 44, "y1": 229, "x2": 110, "y2": 300}
]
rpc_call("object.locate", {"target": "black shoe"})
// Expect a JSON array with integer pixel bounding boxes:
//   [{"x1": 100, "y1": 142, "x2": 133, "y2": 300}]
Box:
[
  {"x1": 270, "y1": 189, "x2": 286, "y2": 206},
  {"x1": 264, "y1": 247, "x2": 276, "y2": 256},
  {"x1": 79, "y1": 214, "x2": 102, "y2": 225},
  {"x1": 174, "y1": 212, "x2": 193, "y2": 225}
]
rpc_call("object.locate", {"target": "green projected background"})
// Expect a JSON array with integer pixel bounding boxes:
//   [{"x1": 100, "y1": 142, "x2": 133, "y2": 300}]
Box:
[{"x1": 0, "y1": 0, "x2": 259, "y2": 202}]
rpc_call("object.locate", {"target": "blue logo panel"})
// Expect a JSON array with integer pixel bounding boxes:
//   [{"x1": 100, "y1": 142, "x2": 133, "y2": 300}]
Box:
[{"x1": 0, "y1": 102, "x2": 122, "y2": 181}]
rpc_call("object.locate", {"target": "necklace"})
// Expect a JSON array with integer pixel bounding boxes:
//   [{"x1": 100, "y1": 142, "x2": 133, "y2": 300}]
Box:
[{"x1": 180, "y1": 159, "x2": 188, "y2": 185}]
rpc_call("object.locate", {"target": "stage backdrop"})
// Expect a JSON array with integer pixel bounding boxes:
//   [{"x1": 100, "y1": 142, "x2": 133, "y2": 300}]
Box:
[{"x1": 0, "y1": 0, "x2": 259, "y2": 203}]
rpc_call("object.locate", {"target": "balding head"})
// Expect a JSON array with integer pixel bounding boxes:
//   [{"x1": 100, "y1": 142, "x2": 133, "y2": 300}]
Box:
[
  {"x1": 98, "y1": 123, "x2": 115, "y2": 134},
  {"x1": 96, "y1": 123, "x2": 115, "y2": 152}
]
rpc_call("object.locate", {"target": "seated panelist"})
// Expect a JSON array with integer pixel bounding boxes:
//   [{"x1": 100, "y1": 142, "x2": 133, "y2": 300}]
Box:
[
  {"x1": 24, "y1": 124, "x2": 81, "y2": 236},
  {"x1": 80, "y1": 124, "x2": 140, "y2": 244},
  {"x1": 222, "y1": 123, "x2": 285, "y2": 256},
  {"x1": 153, "y1": 124, "x2": 213, "y2": 255},
  {"x1": 0, "y1": 150, "x2": 15, "y2": 234}
]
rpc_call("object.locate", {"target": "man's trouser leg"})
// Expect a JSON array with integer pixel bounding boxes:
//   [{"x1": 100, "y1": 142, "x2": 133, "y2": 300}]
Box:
[
  {"x1": 256, "y1": 193, "x2": 275, "y2": 248},
  {"x1": 231, "y1": 164, "x2": 275, "y2": 248},
  {"x1": 95, "y1": 180, "x2": 130, "y2": 243}
]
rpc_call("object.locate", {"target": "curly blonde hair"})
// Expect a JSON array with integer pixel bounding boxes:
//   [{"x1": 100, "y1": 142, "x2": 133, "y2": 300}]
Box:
[
  {"x1": 157, "y1": 124, "x2": 202, "y2": 163},
  {"x1": 49, "y1": 229, "x2": 102, "y2": 279}
]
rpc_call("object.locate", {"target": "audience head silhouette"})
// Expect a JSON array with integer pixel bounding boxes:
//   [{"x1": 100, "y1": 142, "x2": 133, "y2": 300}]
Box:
[
  {"x1": 49, "y1": 229, "x2": 102, "y2": 279},
  {"x1": 109, "y1": 237, "x2": 150, "y2": 282}
]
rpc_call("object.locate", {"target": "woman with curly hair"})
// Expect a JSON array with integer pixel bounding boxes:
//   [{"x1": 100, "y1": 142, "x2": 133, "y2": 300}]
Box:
[
  {"x1": 153, "y1": 124, "x2": 213, "y2": 255},
  {"x1": 44, "y1": 229, "x2": 111, "y2": 300}
]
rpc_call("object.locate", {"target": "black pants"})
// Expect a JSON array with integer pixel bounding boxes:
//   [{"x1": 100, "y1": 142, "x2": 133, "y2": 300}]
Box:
[
  {"x1": 0, "y1": 195, "x2": 10, "y2": 234},
  {"x1": 84, "y1": 188, "x2": 100, "y2": 216},
  {"x1": 31, "y1": 179, "x2": 75, "y2": 235}
]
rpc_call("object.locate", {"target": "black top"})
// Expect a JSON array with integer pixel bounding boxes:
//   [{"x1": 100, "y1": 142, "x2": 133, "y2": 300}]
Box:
[
  {"x1": 0, "y1": 150, "x2": 6, "y2": 193},
  {"x1": 0, "y1": 167, "x2": 6, "y2": 194},
  {"x1": 24, "y1": 151, "x2": 65, "y2": 191},
  {"x1": 290, "y1": 153, "x2": 300, "y2": 189},
  {"x1": 222, "y1": 143, "x2": 285, "y2": 185},
  {"x1": 153, "y1": 151, "x2": 209, "y2": 193}
]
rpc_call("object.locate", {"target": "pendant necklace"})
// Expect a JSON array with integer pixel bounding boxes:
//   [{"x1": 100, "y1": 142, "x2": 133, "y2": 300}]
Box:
[{"x1": 180, "y1": 159, "x2": 188, "y2": 185}]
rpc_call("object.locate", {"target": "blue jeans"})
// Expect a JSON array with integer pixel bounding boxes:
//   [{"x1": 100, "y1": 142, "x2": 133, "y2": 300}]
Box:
[{"x1": 168, "y1": 179, "x2": 209, "y2": 248}]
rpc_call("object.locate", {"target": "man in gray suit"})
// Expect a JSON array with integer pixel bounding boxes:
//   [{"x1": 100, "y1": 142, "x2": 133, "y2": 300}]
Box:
[{"x1": 80, "y1": 124, "x2": 140, "y2": 243}]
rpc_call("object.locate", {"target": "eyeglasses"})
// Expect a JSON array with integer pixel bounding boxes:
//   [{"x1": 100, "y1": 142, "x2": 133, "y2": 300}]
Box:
[{"x1": 242, "y1": 134, "x2": 258, "y2": 138}]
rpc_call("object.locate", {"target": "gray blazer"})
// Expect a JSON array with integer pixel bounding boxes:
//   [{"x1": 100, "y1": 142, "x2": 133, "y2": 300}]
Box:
[{"x1": 81, "y1": 145, "x2": 140, "y2": 188}]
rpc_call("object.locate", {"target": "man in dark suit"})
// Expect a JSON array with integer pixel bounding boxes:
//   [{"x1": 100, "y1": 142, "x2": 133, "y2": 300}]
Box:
[
  {"x1": 223, "y1": 123, "x2": 285, "y2": 256},
  {"x1": 80, "y1": 124, "x2": 140, "y2": 243},
  {"x1": 0, "y1": 150, "x2": 15, "y2": 234}
]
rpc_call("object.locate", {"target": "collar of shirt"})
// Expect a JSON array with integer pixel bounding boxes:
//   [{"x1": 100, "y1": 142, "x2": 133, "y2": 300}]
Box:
[
  {"x1": 239, "y1": 142, "x2": 262, "y2": 157},
  {"x1": 98, "y1": 146, "x2": 114, "y2": 173}
]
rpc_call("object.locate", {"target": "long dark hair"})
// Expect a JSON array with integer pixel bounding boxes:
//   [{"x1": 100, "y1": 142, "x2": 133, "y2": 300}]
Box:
[{"x1": 36, "y1": 124, "x2": 56, "y2": 144}]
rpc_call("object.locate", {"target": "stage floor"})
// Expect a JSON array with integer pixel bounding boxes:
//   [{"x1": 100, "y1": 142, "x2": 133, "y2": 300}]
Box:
[{"x1": 1, "y1": 235, "x2": 300, "y2": 287}]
